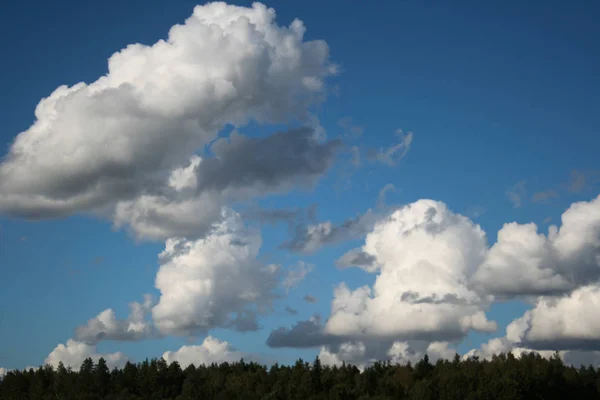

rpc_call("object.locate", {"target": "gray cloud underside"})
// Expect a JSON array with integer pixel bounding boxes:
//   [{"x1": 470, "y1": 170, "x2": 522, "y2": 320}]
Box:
[{"x1": 281, "y1": 209, "x2": 381, "y2": 254}]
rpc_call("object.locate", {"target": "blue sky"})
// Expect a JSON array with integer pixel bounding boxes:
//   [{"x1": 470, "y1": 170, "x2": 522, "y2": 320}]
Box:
[{"x1": 1, "y1": 0, "x2": 599, "y2": 371}]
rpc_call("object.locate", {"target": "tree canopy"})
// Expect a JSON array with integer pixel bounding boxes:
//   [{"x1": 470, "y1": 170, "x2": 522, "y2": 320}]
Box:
[{"x1": 1, "y1": 352, "x2": 599, "y2": 399}]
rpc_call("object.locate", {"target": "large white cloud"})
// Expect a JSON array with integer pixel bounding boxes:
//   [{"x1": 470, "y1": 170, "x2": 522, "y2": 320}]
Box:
[
  {"x1": 162, "y1": 336, "x2": 245, "y2": 368},
  {"x1": 269, "y1": 195, "x2": 600, "y2": 367},
  {"x1": 324, "y1": 200, "x2": 496, "y2": 341},
  {"x1": 152, "y1": 209, "x2": 281, "y2": 336},
  {"x1": 0, "y1": 2, "x2": 336, "y2": 220},
  {"x1": 473, "y1": 194, "x2": 600, "y2": 297},
  {"x1": 45, "y1": 339, "x2": 128, "y2": 370},
  {"x1": 505, "y1": 284, "x2": 600, "y2": 351},
  {"x1": 75, "y1": 295, "x2": 154, "y2": 344}
]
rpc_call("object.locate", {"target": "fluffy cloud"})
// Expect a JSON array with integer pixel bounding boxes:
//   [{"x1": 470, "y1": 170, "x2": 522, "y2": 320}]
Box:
[
  {"x1": 473, "y1": 194, "x2": 600, "y2": 297},
  {"x1": 463, "y1": 337, "x2": 557, "y2": 361},
  {"x1": 318, "y1": 340, "x2": 457, "y2": 369},
  {"x1": 75, "y1": 295, "x2": 154, "y2": 344},
  {"x1": 269, "y1": 196, "x2": 600, "y2": 365},
  {"x1": 464, "y1": 336, "x2": 600, "y2": 367},
  {"x1": 319, "y1": 342, "x2": 368, "y2": 369},
  {"x1": 505, "y1": 285, "x2": 600, "y2": 351},
  {"x1": 0, "y1": 367, "x2": 6, "y2": 378},
  {"x1": 113, "y1": 191, "x2": 224, "y2": 241},
  {"x1": 269, "y1": 200, "x2": 496, "y2": 366},
  {"x1": 162, "y1": 336, "x2": 245, "y2": 368},
  {"x1": 0, "y1": 2, "x2": 335, "y2": 220},
  {"x1": 324, "y1": 200, "x2": 495, "y2": 341},
  {"x1": 152, "y1": 209, "x2": 280, "y2": 336},
  {"x1": 388, "y1": 341, "x2": 456, "y2": 364},
  {"x1": 45, "y1": 339, "x2": 127, "y2": 370}
]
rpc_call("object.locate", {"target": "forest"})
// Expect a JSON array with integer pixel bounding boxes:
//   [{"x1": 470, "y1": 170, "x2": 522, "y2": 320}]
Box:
[{"x1": 1, "y1": 352, "x2": 600, "y2": 399}]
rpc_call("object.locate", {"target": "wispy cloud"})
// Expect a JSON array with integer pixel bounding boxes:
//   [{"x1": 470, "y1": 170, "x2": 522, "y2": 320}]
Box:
[
  {"x1": 531, "y1": 189, "x2": 558, "y2": 204},
  {"x1": 337, "y1": 117, "x2": 364, "y2": 139},
  {"x1": 506, "y1": 180, "x2": 527, "y2": 208},
  {"x1": 465, "y1": 205, "x2": 486, "y2": 219},
  {"x1": 303, "y1": 295, "x2": 318, "y2": 304},
  {"x1": 282, "y1": 262, "x2": 314, "y2": 292},
  {"x1": 367, "y1": 129, "x2": 413, "y2": 167},
  {"x1": 284, "y1": 306, "x2": 298, "y2": 316}
]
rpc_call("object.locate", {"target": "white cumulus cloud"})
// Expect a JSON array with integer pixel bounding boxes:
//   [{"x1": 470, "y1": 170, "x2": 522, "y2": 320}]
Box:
[
  {"x1": 0, "y1": 2, "x2": 335, "y2": 221},
  {"x1": 45, "y1": 339, "x2": 128, "y2": 370},
  {"x1": 162, "y1": 336, "x2": 245, "y2": 368},
  {"x1": 505, "y1": 284, "x2": 600, "y2": 351},
  {"x1": 75, "y1": 295, "x2": 154, "y2": 344},
  {"x1": 473, "y1": 194, "x2": 600, "y2": 297},
  {"x1": 152, "y1": 209, "x2": 280, "y2": 336},
  {"x1": 324, "y1": 200, "x2": 495, "y2": 341}
]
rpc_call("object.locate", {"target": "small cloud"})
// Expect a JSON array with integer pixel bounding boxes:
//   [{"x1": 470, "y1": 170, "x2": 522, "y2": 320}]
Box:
[
  {"x1": 465, "y1": 205, "x2": 486, "y2": 219},
  {"x1": 93, "y1": 257, "x2": 104, "y2": 266},
  {"x1": 367, "y1": 129, "x2": 413, "y2": 167},
  {"x1": 282, "y1": 262, "x2": 314, "y2": 292},
  {"x1": 565, "y1": 169, "x2": 600, "y2": 194},
  {"x1": 350, "y1": 146, "x2": 361, "y2": 167},
  {"x1": 532, "y1": 189, "x2": 559, "y2": 204},
  {"x1": 284, "y1": 306, "x2": 298, "y2": 316},
  {"x1": 19, "y1": 236, "x2": 28, "y2": 242},
  {"x1": 303, "y1": 294, "x2": 317, "y2": 303},
  {"x1": 377, "y1": 184, "x2": 397, "y2": 208},
  {"x1": 66, "y1": 268, "x2": 81, "y2": 278},
  {"x1": 506, "y1": 180, "x2": 527, "y2": 208},
  {"x1": 543, "y1": 216, "x2": 552, "y2": 224},
  {"x1": 568, "y1": 170, "x2": 587, "y2": 193},
  {"x1": 338, "y1": 117, "x2": 364, "y2": 139}
]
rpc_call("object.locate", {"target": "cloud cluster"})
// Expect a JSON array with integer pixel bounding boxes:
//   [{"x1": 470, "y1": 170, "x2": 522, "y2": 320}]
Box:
[
  {"x1": 473, "y1": 194, "x2": 600, "y2": 297},
  {"x1": 269, "y1": 200, "x2": 496, "y2": 365},
  {"x1": 0, "y1": 2, "x2": 336, "y2": 227},
  {"x1": 271, "y1": 195, "x2": 600, "y2": 367},
  {"x1": 162, "y1": 336, "x2": 246, "y2": 368},
  {"x1": 75, "y1": 295, "x2": 154, "y2": 344},
  {"x1": 505, "y1": 285, "x2": 600, "y2": 351},
  {"x1": 317, "y1": 340, "x2": 457, "y2": 370},
  {"x1": 152, "y1": 209, "x2": 281, "y2": 336},
  {"x1": 45, "y1": 340, "x2": 128, "y2": 370},
  {"x1": 324, "y1": 200, "x2": 495, "y2": 341}
]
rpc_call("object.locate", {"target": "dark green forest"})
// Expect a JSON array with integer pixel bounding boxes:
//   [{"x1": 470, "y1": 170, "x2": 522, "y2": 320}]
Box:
[{"x1": 1, "y1": 352, "x2": 600, "y2": 399}]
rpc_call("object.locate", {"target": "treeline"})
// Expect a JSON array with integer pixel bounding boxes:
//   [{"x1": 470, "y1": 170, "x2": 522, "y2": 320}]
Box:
[{"x1": 1, "y1": 352, "x2": 600, "y2": 399}]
